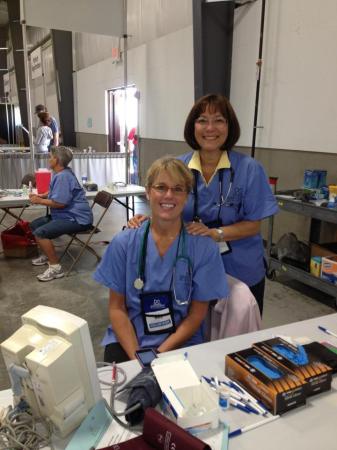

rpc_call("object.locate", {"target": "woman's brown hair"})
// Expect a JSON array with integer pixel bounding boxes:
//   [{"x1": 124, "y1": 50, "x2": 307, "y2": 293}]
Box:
[{"x1": 184, "y1": 94, "x2": 240, "y2": 151}]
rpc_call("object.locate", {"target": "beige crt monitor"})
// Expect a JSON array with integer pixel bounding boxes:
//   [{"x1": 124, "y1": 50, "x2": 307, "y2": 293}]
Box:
[{"x1": 1, "y1": 305, "x2": 102, "y2": 437}]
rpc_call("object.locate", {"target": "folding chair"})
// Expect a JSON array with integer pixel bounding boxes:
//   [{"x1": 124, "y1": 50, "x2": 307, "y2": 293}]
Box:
[{"x1": 60, "y1": 190, "x2": 113, "y2": 276}]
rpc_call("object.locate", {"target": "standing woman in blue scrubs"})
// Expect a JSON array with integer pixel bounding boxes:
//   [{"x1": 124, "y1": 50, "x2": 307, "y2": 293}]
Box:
[
  {"x1": 94, "y1": 157, "x2": 228, "y2": 363},
  {"x1": 130, "y1": 95, "x2": 278, "y2": 315},
  {"x1": 180, "y1": 94, "x2": 278, "y2": 314}
]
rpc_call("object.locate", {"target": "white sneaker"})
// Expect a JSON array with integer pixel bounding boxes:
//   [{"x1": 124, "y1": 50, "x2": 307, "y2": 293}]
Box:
[
  {"x1": 32, "y1": 255, "x2": 48, "y2": 266},
  {"x1": 37, "y1": 266, "x2": 64, "y2": 282}
]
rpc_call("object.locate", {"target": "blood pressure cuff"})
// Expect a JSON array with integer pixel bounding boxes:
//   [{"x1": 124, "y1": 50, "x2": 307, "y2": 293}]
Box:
[
  {"x1": 100, "y1": 408, "x2": 211, "y2": 449},
  {"x1": 124, "y1": 367, "x2": 162, "y2": 425}
]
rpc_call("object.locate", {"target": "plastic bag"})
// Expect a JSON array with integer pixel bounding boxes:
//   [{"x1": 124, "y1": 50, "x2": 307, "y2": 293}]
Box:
[
  {"x1": 271, "y1": 232, "x2": 310, "y2": 270},
  {"x1": 1, "y1": 220, "x2": 38, "y2": 258}
]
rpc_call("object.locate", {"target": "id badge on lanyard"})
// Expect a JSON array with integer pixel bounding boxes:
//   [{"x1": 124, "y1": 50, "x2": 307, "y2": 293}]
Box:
[{"x1": 140, "y1": 290, "x2": 176, "y2": 335}]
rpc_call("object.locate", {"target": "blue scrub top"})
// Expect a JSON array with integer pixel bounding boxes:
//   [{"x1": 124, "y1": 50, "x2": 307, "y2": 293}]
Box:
[
  {"x1": 178, "y1": 150, "x2": 279, "y2": 286},
  {"x1": 93, "y1": 221, "x2": 228, "y2": 349},
  {"x1": 49, "y1": 168, "x2": 93, "y2": 225}
]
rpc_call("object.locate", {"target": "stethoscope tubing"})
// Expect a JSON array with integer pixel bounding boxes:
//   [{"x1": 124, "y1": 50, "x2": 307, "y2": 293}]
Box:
[
  {"x1": 135, "y1": 221, "x2": 193, "y2": 305},
  {"x1": 193, "y1": 166, "x2": 235, "y2": 221}
]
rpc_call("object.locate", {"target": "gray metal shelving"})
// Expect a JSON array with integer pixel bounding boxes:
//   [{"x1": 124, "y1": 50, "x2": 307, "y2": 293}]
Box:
[{"x1": 266, "y1": 195, "x2": 337, "y2": 307}]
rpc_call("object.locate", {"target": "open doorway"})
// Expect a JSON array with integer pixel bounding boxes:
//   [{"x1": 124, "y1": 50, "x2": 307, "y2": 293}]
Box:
[{"x1": 108, "y1": 86, "x2": 139, "y2": 184}]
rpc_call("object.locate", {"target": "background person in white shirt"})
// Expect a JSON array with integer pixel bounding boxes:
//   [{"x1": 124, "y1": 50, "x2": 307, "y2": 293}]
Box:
[
  {"x1": 34, "y1": 112, "x2": 53, "y2": 153},
  {"x1": 35, "y1": 104, "x2": 59, "y2": 147}
]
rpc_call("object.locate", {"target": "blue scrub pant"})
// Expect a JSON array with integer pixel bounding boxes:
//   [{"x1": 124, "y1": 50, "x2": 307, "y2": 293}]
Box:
[{"x1": 249, "y1": 277, "x2": 265, "y2": 316}]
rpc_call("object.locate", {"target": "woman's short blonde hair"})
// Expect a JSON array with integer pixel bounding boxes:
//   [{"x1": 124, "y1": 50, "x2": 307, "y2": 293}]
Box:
[{"x1": 146, "y1": 156, "x2": 194, "y2": 193}]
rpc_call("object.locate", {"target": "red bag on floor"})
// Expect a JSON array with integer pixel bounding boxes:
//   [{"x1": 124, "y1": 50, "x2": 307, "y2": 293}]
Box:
[{"x1": 1, "y1": 220, "x2": 38, "y2": 258}]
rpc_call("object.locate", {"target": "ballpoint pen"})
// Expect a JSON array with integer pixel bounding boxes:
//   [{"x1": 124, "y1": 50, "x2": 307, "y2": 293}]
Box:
[
  {"x1": 203, "y1": 376, "x2": 265, "y2": 415},
  {"x1": 227, "y1": 383, "x2": 268, "y2": 415},
  {"x1": 318, "y1": 325, "x2": 337, "y2": 339},
  {"x1": 219, "y1": 384, "x2": 263, "y2": 412},
  {"x1": 221, "y1": 376, "x2": 269, "y2": 415},
  {"x1": 229, "y1": 414, "x2": 280, "y2": 438},
  {"x1": 219, "y1": 381, "x2": 262, "y2": 414},
  {"x1": 229, "y1": 398, "x2": 253, "y2": 414},
  {"x1": 230, "y1": 398, "x2": 259, "y2": 415}
]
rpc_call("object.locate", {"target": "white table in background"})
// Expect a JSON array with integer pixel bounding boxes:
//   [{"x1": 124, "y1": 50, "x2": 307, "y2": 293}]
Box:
[
  {"x1": 100, "y1": 184, "x2": 146, "y2": 220},
  {"x1": 0, "y1": 184, "x2": 146, "y2": 223}
]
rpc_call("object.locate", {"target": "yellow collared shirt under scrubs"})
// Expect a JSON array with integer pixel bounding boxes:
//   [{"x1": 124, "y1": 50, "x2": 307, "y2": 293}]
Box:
[
  {"x1": 179, "y1": 150, "x2": 279, "y2": 287},
  {"x1": 93, "y1": 221, "x2": 228, "y2": 349}
]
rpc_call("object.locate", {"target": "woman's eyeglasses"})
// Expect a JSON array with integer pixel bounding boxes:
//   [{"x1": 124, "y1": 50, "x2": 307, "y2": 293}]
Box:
[
  {"x1": 151, "y1": 184, "x2": 187, "y2": 195},
  {"x1": 195, "y1": 117, "x2": 228, "y2": 128}
]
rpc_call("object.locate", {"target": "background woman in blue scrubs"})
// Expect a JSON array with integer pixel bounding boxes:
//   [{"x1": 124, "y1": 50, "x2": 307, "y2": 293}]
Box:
[
  {"x1": 29, "y1": 147, "x2": 93, "y2": 282},
  {"x1": 130, "y1": 95, "x2": 278, "y2": 315},
  {"x1": 94, "y1": 157, "x2": 228, "y2": 363}
]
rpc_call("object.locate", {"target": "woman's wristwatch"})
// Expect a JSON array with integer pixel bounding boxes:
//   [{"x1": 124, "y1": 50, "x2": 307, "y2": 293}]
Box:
[{"x1": 215, "y1": 228, "x2": 225, "y2": 242}]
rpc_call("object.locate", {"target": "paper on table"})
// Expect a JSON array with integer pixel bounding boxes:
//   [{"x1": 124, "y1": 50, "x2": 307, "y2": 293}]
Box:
[
  {"x1": 96, "y1": 419, "x2": 137, "y2": 448},
  {"x1": 201, "y1": 423, "x2": 229, "y2": 450}
]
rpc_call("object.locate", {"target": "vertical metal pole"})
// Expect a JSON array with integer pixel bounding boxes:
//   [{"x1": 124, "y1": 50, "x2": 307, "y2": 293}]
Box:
[
  {"x1": 251, "y1": 0, "x2": 266, "y2": 159},
  {"x1": 123, "y1": 0, "x2": 129, "y2": 185},
  {"x1": 5, "y1": 101, "x2": 10, "y2": 143},
  {"x1": 11, "y1": 104, "x2": 15, "y2": 144},
  {"x1": 20, "y1": 0, "x2": 35, "y2": 171}
]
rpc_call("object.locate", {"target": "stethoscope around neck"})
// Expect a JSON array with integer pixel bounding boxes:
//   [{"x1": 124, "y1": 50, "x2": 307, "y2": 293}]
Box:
[
  {"x1": 192, "y1": 166, "x2": 235, "y2": 222},
  {"x1": 133, "y1": 221, "x2": 193, "y2": 306}
]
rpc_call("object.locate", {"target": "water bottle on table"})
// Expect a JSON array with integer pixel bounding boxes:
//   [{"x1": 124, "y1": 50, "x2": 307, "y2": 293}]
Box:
[{"x1": 81, "y1": 174, "x2": 88, "y2": 186}]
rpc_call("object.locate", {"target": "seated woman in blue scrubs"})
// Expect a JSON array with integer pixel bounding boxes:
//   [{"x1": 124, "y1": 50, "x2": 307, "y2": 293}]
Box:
[
  {"x1": 129, "y1": 95, "x2": 278, "y2": 315},
  {"x1": 94, "y1": 157, "x2": 228, "y2": 363},
  {"x1": 29, "y1": 146, "x2": 93, "y2": 282}
]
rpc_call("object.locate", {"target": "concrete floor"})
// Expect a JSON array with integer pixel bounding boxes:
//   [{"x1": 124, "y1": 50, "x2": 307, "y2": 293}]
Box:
[{"x1": 0, "y1": 199, "x2": 335, "y2": 390}]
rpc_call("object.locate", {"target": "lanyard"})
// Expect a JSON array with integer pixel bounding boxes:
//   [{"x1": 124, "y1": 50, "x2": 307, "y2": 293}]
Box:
[
  {"x1": 192, "y1": 167, "x2": 234, "y2": 223},
  {"x1": 135, "y1": 221, "x2": 186, "y2": 290}
]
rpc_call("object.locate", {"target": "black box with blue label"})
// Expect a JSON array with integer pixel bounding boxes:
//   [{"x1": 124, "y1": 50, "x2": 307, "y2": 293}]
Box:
[
  {"x1": 253, "y1": 338, "x2": 332, "y2": 396},
  {"x1": 225, "y1": 347, "x2": 307, "y2": 415}
]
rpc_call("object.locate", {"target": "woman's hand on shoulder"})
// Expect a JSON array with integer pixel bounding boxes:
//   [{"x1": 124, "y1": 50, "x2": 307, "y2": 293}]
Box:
[
  {"x1": 127, "y1": 214, "x2": 148, "y2": 229},
  {"x1": 185, "y1": 221, "x2": 214, "y2": 239}
]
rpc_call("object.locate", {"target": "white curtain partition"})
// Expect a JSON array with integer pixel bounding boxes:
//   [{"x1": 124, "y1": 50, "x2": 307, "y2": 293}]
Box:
[{"x1": 0, "y1": 153, "x2": 126, "y2": 189}]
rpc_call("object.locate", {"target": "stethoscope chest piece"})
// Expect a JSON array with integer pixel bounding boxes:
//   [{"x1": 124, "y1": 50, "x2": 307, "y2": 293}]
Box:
[{"x1": 134, "y1": 278, "x2": 144, "y2": 290}]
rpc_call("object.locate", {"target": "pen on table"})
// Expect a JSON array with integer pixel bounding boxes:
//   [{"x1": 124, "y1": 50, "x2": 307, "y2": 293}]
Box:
[
  {"x1": 225, "y1": 382, "x2": 269, "y2": 416},
  {"x1": 318, "y1": 325, "x2": 337, "y2": 339},
  {"x1": 229, "y1": 398, "x2": 253, "y2": 414},
  {"x1": 203, "y1": 376, "x2": 265, "y2": 415},
  {"x1": 216, "y1": 381, "x2": 262, "y2": 414},
  {"x1": 221, "y1": 376, "x2": 269, "y2": 415},
  {"x1": 229, "y1": 414, "x2": 280, "y2": 438}
]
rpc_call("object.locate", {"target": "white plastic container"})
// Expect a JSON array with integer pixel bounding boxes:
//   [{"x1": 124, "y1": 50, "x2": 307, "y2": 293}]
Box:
[{"x1": 151, "y1": 353, "x2": 219, "y2": 434}]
